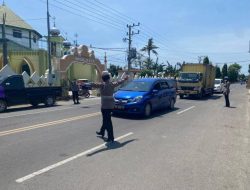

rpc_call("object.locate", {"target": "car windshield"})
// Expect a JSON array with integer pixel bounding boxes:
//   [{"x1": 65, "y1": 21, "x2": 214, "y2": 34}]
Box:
[
  {"x1": 0, "y1": 77, "x2": 6, "y2": 85},
  {"x1": 119, "y1": 81, "x2": 152, "y2": 92},
  {"x1": 179, "y1": 73, "x2": 200, "y2": 81},
  {"x1": 214, "y1": 79, "x2": 221, "y2": 84}
]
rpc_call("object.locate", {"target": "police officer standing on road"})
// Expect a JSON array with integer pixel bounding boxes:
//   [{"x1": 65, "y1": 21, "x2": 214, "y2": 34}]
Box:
[
  {"x1": 91, "y1": 71, "x2": 129, "y2": 142},
  {"x1": 223, "y1": 76, "x2": 230, "y2": 107},
  {"x1": 70, "y1": 79, "x2": 80, "y2": 104}
]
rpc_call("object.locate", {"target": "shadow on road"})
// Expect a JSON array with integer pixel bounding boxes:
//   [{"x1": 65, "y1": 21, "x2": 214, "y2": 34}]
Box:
[
  {"x1": 86, "y1": 139, "x2": 137, "y2": 157},
  {"x1": 81, "y1": 106, "x2": 91, "y2": 109},
  {"x1": 179, "y1": 94, "x2": 222, "y2": 101},
  {"x1": 112, "y1": 107, "x2": 180, "y2": 120},
  {"x1": 1, "y1": 104, "x2": 62, "y2": 113}
]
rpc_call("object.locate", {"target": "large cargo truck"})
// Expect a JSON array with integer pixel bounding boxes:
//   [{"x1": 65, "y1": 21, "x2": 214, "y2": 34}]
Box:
[{"x1": 177, "y1": 63, "x2": 215, "y2": 99}]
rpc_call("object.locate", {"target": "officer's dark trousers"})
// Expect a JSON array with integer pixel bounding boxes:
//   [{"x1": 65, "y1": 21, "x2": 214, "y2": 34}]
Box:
[
  {"x1": 224, "y1": 94, "x2": 230, "y2": 107},
  {"x1": 72, "y1": 91, "x2": 79, "y2": 103},
  {"x1": 100, "y1": 109, "x2": 114, "y2": 141}
]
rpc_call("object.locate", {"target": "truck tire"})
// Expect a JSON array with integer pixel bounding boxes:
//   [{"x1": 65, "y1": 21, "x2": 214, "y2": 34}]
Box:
[
  {"x1": 144, "y1": 103, "x2": 152, "y2": 117},
  {"x1": 197, "y1": 90, "x2": 204, "y2": 99},
  {"x1": 0, "y1": 100, "x2": 7, "y2": 112},
  {"x1": 197, "y1": 92, "x2": 202, "y2": 99},
  {"x1": 44, "y1": 96, "x2": 55, "y2": 107}
]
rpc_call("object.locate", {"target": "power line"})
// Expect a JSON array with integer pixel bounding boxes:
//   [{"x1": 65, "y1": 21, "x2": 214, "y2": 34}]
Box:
[
  {"x1": 69, "y1": 0, "x2": 127, "y2": 27},
  {"x1": 52, "y1": 0, "x2": 125, "y2": 30},
  {"x1": 38, "y1": 0, "x2": 123, "y2": 31}
]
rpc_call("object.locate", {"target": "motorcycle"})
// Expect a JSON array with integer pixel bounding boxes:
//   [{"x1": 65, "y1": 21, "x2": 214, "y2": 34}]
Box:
[{"x1": 79, "y1": 83, "x2": 91, "y2": 98}]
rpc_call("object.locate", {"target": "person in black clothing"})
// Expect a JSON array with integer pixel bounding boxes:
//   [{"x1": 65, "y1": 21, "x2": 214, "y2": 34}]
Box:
[
  {"x1": 70, "y1": 79, "x2": 80, "y2": 104},
  {"x1": 223, "y1": 76, "x2": 230, "y2": 107}
]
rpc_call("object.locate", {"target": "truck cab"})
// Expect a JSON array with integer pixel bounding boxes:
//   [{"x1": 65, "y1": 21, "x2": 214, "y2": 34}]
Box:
[{"x1": 177, "y1": 64, "x2": 215, "y2": 99}]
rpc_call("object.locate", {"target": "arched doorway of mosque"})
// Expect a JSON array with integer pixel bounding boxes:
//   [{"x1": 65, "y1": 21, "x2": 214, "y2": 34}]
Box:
[
  {"x1": 21, "y1": 63, "x2": 31, "y2": 75},
  {"x1": 19, "y1": 59, "x2": 34, "y2": 76}
]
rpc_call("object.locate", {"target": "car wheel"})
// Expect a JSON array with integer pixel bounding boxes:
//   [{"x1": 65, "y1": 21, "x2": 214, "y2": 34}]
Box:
[
  {"x1": 45, "y1": 96, "x2": 55, "y2": 107},
  {"x1": 169, "y1": 98, "x2": 175, "y2": 110},
  {"x1": 0, "y1": 100, "x2": 7, "y2": 112},
  {"x1": 30, "y1": 101, "x2": 39, "y2": 107},
  {"x1": 179, "y1": 94, "x2": 184, "y2": 99},
  {"x1": 85, "y1": 92, "x2": 90, "y2": 98},
  {"x1": 144, "y1": 103, "x2": 152, "y2": 117}
]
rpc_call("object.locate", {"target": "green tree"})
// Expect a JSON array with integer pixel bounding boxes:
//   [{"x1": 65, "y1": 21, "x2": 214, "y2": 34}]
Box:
[
  {"x1": 135, "y1": 54, "x2": 144, "y2": 70},
  {"x1": 239, "y1": 74, "x2": 246, "y2": 81},
  {"x1": 203, "y1": 56, "x2": 210, "y2": 65},
  {"x1": 221, "y1": 64, "x2": 228, "y2": 79},
  {"x1": 174, "y1": 62, "x2": 183, "y2": 78},
  {"x1": 139, "y1": 69, "x2": 153, "y2": 77},
  {"x1": 108, "y1": 64, "x2": 122, "y2": 77},
  {"x1": 141, "y1": 38, "x2": 158, "y2": 61},
  {"x1": 163, "y1": 61, "x2": 177, "y2": 77},
  {"x1": 228, "y1": 63, "x2": 241, "y2": 82},
  {"x1": 215, "y1": 66, "x2": 221, "y2": 78},
  {"x1": 143, "y1": 58, "x2": 154, "y2": 70}
]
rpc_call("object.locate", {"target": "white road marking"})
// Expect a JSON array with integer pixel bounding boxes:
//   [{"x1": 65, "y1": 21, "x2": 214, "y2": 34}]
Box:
[
  {"x1": 0, "y1": 112, "x2": 100, "y2": 137},
  {"x1": 0, "y1": 107, "x2": 73, "y2": 119},
  {"x1": 0, "y1": 103, "x2": 99, "y2": 119},
  {"x1": 177, "y1": 106, "x2": 195, "y2": 115},
  {"x1": 16, "y1": 132, "x2": 134, "y2": 183}
]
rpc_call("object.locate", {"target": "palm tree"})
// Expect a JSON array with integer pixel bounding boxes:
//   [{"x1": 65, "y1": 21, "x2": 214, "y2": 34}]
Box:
[{"x1": 141, "y1": 38, "x2": 158, "y2": 60}]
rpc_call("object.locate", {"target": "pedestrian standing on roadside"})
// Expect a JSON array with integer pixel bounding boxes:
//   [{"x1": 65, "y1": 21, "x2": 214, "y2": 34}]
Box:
[
  {"x1": 91, "y1": 71, "x2": 129, "y2": 142},
  {"x1": 70, "y1": 79, "x2": 80, "y2": 104},
  {"x1": 223, "y1": 76, "x2": 230, "y2": 107}
]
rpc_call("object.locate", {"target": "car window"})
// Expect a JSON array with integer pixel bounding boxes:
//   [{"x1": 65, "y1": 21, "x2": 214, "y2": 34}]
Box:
[
  {"x1": 161, "y1": 82, "x2": 169, "y2": 89},
  {"x1": 4, "y1": 76, "x2": 23, "y2": 89},
  {"x1": 215, "y1": 79, "x2": 222, "y2": 84},
  {"x1": 120, "y1": 81, "x2": 152, "y2": 91},
  {"x1": 153, "y1": 82, "x2": 161, "y2": 90},
  {"x1": 0, "y1": 77, "x2": 6, "y2": 85}
]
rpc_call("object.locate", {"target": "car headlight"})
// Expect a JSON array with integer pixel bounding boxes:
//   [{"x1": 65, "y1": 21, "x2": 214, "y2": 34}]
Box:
[{"x1": 128, "y1": 96, "x2": 143, "y2": 103}]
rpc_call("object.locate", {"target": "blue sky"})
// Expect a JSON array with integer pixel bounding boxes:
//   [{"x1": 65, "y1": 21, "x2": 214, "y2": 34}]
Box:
[{"x1": 4, "y1": 0, "x2": 250, "y2": 74}]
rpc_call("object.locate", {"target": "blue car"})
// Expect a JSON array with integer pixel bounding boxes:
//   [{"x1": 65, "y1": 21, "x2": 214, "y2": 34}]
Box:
[{"x1": 113, "y1": 78, "x2": 177, "y2": 117}]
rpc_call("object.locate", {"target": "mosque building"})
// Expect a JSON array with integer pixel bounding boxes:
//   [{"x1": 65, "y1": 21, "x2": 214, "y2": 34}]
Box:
[{"x1": 0, "y1": 2, "x2": 104, "y2": 86}]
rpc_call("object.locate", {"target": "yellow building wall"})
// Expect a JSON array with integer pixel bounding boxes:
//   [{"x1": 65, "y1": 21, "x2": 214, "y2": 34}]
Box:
[
  {"x1": 67, "y1": 63, "x2": 98, "y2": 82},
  {"x1": 0, "y1": 50, "x2": 48, "y2": 76}
]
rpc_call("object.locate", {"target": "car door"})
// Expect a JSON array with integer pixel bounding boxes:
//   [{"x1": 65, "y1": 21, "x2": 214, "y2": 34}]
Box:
[
  {"x1": 150, "y1": 82, "x2": 162, "y2": 110},
  {"x1": 3, "y1": 76, "x2": 26, "y2": 105},
  {"x1": 160, "y1": 81, "x2": 171, "y2": 108}
]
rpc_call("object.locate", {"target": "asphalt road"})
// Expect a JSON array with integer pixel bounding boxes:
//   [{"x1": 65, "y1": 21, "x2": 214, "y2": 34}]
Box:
[{"x1": 0, "y1": 84, "x2": 249, "y2": 190}]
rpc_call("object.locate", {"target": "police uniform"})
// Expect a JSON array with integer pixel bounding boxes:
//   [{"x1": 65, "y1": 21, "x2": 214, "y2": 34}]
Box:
[{"x1": 92, "y1": 71, "x2": 127, "y2": 142}]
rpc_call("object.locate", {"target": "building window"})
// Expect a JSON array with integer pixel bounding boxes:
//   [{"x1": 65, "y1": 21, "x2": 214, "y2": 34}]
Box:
[{"x1": 13, "y1": 29, "x2": 22, "y2": 38}]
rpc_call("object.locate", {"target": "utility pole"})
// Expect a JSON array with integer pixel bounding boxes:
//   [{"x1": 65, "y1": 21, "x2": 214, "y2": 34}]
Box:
[
  {"x1": 2, "y1": 13, "x2": 8, "y2": 66},
  {"x1": 123, "y1": 23, "x2": 140, "y2": 72},
  {"x1": 74, "y1": 33, "x2": 78, "y2": 46},
  {"x1": 47, "y1": 0, "x2": 52, "y2": 86},
  {"x1": 248, "y1": 40, "x2": 250, "y2": 53},
  {"x1": 104, "y1": 52, "x2": 107, "y2": 70}
]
